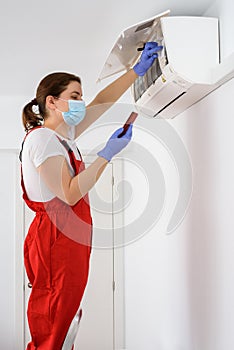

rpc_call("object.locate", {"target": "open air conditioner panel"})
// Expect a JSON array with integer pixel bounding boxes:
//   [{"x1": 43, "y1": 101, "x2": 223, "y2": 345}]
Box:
[{"x1": 97, "y1": 10, "x2": 170, "y2": 81}]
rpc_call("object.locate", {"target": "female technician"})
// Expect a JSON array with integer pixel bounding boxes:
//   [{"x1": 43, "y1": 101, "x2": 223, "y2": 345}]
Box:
[{"x1": 20, "y1": 42, "x2": 162, "y2": 350}]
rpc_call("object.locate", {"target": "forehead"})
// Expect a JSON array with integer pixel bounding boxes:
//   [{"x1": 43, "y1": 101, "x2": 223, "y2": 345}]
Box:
[{"x1": 65, "y1": 81, "x2": 82, "y2": 94}]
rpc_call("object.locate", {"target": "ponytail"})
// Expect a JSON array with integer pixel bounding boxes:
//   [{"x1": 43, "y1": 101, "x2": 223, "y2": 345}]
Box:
[{"x1": 22, "y1": 98, "x2": 43, "y2": 132}]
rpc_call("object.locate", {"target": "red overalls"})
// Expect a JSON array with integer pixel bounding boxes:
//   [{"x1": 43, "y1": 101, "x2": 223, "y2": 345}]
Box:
[{"x1": 21, "y1": 127, "x2": 92, "y2": 349}]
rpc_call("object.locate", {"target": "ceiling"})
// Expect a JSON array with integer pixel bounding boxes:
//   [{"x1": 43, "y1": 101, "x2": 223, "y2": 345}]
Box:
[{"x1": 0, "y1": 0, "x2": 214, "y2": 97}]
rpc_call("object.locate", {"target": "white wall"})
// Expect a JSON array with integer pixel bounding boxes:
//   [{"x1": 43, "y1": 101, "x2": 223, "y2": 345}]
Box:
[
  {"x1": 0, "y1": 150, "x2": 24, "y2": 349},
  {"x1": 124, "y1": 1, "x2": 234, "y2": 349},
  {"x1": 183, "y1": 78, "x2": 234, "y2": 350},
  {"x1": 0, "y1": 96, "x2": 28, "y2": 149}
]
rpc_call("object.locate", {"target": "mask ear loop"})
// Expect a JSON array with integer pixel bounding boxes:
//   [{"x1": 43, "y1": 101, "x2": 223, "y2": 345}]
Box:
[
  {"x1": 53, "y1": 96, "x2": 68, "y2": 114},
  {"x1": 57, "y1": 97, "x2": 68, "y2": 102}
]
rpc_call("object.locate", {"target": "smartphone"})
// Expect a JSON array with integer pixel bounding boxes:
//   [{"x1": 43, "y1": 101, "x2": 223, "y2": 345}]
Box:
[{"x1": 118, "y1": 112, "x2": 138, "y2": 138}]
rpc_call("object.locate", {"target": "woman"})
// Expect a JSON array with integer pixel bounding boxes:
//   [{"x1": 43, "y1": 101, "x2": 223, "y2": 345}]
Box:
[{"x1": 20, "y1": 42, "x2": 162, "y2": 349}]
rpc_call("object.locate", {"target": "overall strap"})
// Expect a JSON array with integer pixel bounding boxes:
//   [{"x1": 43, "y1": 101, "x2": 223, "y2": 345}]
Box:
[
  {"x1": 56, "y1": 136, "x2": 83, "y2": 175},
  {"x1": 19, "y1": 126, "x2": 44, "y2": 162},
  {"x1": 56, "y1": 136, "x2": 77, "y2": 172}
]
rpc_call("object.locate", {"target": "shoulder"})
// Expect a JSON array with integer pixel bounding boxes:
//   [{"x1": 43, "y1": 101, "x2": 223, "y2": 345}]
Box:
[
  {"x1": 24, "y1": 127, "x2": 63, "y2": 151},
  {"x1": 25, "y1": 127, "x2": 57, "y2": 144}
]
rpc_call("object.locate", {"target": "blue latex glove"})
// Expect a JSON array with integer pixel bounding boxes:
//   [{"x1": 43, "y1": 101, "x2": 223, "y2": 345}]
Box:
[
  {"x1": 97, "y1": 124, "x2": 133, "y2": 162},
  {"x1": 133, "y1": 42, "x2": 163, "y2": 76}
]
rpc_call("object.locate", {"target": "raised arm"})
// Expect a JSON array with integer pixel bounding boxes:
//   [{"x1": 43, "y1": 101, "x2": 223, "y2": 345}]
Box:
[
  {"x1": 74, "y1": 42, "x2": 163, "y2": 139},
  {"x1": 74, "y1": 69, "x2": 137, "y2": 138}
]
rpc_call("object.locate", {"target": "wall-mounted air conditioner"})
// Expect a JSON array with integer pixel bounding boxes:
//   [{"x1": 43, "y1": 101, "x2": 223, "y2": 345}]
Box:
[{"x1": 98, "y1": 10, "x2": 234, "y2": 118}]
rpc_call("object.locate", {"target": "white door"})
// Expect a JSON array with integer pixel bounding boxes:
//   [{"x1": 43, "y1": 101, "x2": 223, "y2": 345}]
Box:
[{"x1": 24, "y1": 160, "x2": 123, "y2": 349}]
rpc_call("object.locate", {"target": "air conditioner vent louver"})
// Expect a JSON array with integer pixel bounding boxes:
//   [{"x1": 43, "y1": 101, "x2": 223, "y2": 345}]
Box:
[
  {"x1": 134, "y1": 58, "x2": 162, "y2": 102},
  {"x1": 153, "y1": 91, "x2": 186, "y2": 117}
]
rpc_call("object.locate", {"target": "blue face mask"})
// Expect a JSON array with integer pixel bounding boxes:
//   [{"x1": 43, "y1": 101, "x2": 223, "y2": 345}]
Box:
[{"x1": 57, "y1": 98, "x2": 86, "y2": 126}]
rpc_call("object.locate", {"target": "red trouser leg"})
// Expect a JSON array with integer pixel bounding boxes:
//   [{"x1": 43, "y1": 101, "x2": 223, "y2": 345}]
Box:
[
  {"x1": 25, "y1": 222, "x2": 90, "y2": 350},
  {"x1": 27, "y1": 288, "x2": 82, "y2": 349}
]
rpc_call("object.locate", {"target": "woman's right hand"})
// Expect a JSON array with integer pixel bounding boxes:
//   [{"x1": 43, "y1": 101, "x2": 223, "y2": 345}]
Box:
[{"x1": 97, "y1": 124, "x2": 133, "y2": 162}]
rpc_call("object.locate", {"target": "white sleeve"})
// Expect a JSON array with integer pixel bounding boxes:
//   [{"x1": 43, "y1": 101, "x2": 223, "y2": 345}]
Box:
[{"x1": 27, "y1": 128, "x2": 66, "y2": 168}]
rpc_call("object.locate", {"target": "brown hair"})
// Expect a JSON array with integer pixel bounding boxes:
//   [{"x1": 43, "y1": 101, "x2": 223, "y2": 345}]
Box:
[{"x1": 22, "y1": 72, "x2": 81, "y2": 132}]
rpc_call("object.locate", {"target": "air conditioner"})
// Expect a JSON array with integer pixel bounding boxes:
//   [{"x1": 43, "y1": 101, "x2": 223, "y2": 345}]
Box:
[{"x1": 98, "y1": 10, "x2": 234, "y2": 118}]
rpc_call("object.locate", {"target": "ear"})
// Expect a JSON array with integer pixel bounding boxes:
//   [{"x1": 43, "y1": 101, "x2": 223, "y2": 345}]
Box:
[{"x1": 46, "y1": 95, "x2": 57, "y2": 111}]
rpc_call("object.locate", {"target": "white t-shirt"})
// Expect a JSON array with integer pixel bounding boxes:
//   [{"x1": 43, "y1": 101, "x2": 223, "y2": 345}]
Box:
[{"x1": 21, "y1": 127, "x2": 81, "y2": 202}]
